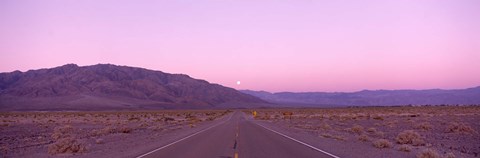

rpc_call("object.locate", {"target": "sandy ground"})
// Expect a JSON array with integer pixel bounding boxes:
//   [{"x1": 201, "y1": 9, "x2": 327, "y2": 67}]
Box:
[
  {"x1": 1, "y1": 106, "x2": 478, "y2": 158},
  {"x1": 250, "y1": 106, "x2": 480, "y2": 158},
  {"x1": 0, "y1": 110, "x2": 232, "y2": 158}
]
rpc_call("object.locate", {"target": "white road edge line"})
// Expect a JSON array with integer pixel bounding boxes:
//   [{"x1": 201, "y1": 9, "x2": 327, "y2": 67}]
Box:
[
  {"x1": 136, "y1": 112, "x2": 234, "y2": 158},
  {"x1": 256, "y1": 123, "x2": 341, "y2": 158}
]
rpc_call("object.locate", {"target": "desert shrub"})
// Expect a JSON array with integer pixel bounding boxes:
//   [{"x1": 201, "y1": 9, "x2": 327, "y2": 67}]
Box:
[
  {"x1": 350, "y1": 125, "x2": 364, "y2": 134},
  {"x1": 321, "y1": 133, "x2": 333, "y2": 138},
  {"x1": 415, "y1": 122, "x2": 433, "y2": 131},
  {"x1": 410, "y1": 114, "x2": 420, "y2": 117},
  {"x1": 372, "y1": 115, "x2": 384, "y2": 121},
  {"x1": 187, "y1": 116, "x2": 201, "y2": 124},
  {"x1": 367, "y1": 127, "x2": 377, "y2": 133},
  {"x1": 444, "y1": 152, "x2": 455, "y2": 158},
  {"x1": 257, "y1": 113, "x2": 271, "y2": 120},
  {"x1": 357, "y1": 134, "x2": 369, "y2": 142},
  {"x1": 128, "y1": 117, "x2": 140, "y2": 121},
  {"x1": 412, "y1": 138, "x2": 426, "y2": 146},
  {"x1": 375, "y1": 131, "x2": 385, "y2": 138},
  {"x1": 51, "y1": 125, "x2": 74, "y2": 140},
  {"x1": 184, "y1": 113, "x2": 194, "y2": 119},
  {"x1": 333, "y1": 135, "x2": 346, "y2": 141},
  {"x1": 445, "y1": 122, "x2": 475, "y2": 133},
  {"x1": 91, "y1": 126, "x2": 114, "y2": 136},
  {"x1": 91, "y1": 125, "x2": 131, "y2": 135},
  {"x1": 119, "y1": 126, "x2": 132, "y2": 133},
  {"x1": 319, "y1": 123, "x2": 331, "y2": 130},
  {"x1": 48, "y1": 137, "x2": 86, "y2": 154},
  {"x1": 396, "y1": 130, "x2": 425, "y2": 146},
  {"x1": 204, "y1": 112, "x2": 215, "y2": 116},
  {"x1": 164, "y1": 117, "x2": 175, "y2": 122},
  {"x1": 416, "y1": 149, "x2": 440, "y2": 158},
  {"x1": 95, "y1": 138, "x2": 104, "y2": 144},
  {"x1": 373, "y1": 139, "x2": 392, "y2": 148},
  {"x1": 149, "y1": 125, "x2": 164, "y2": 131},
  {"x1": 320, "y1": 133, "x2": 346, "y2": 141},
  {"x1": 282, "y1": 112, "x2": 293, "y2": 119},
  {"x1": 138, "y1": 123, "x2": 149, "y2": 128},
  {"x1": 48, "y1": 125, "x2": 86, "y2": 155},
  {"x1": 206, "y1": 117, "x2": 215, "y2": 121},
  {"x1": 398, "y1": 144, "x2": 412, "y2": 152}
]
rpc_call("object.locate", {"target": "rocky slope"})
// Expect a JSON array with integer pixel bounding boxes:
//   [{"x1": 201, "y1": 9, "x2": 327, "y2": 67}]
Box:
[{"x1": 0, "y1": 64, "x2": 266, "y2": 111}]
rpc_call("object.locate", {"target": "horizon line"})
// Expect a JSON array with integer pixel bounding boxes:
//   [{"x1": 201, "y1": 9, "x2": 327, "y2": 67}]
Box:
[{"x1": 240, "y1": 86, "x2": 480, "y2": 94}]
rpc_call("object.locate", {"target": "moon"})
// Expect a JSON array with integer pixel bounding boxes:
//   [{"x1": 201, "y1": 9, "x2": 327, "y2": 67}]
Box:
[{"x1": 236, "y1": 81, "x2": 241, "y2": 85}]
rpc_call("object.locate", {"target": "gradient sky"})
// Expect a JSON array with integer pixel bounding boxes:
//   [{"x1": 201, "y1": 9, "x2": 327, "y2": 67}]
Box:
[{"x1": 1, "y1": 0, "x2": 479, "y2": 92}]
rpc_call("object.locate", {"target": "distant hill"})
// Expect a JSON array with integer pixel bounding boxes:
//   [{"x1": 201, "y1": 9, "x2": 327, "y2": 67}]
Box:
[
  {"x1": 241, "y1": 87, "x2": 480, "y2": 107},
  {"x1": 0, "y1": 64, "x2": 267, "y2": 111}
]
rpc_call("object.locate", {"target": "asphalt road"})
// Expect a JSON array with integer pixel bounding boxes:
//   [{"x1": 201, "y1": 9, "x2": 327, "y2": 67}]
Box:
[{"x1": 137, "y1": 111, "x2": 339, "y2": 158}]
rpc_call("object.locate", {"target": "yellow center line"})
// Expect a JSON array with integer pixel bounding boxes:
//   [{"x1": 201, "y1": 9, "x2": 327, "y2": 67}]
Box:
[{"x1": 234, "y1": 121, "x2": 239, "y2": 158}]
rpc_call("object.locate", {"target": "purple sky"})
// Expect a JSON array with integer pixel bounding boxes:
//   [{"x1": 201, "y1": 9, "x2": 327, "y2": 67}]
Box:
[{"x1": 1, "y1": 0, "x2": 479, "y2": 92}]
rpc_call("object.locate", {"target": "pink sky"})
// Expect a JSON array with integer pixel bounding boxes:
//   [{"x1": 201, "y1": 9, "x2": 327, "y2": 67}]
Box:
[{"x1": 1, "y1": 0, "x2": 479, "y2": 92}]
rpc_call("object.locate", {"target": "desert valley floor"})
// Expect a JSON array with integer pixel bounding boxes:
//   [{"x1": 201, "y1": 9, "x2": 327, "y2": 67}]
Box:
[{"x1": 1, "y1": 106, "x2": 479, "y2": 158}]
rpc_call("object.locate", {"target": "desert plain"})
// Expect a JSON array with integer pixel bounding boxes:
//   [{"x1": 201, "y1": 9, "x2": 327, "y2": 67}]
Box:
[{"x1": 0, "y1": 106, "x2": 479, "y2": 158}]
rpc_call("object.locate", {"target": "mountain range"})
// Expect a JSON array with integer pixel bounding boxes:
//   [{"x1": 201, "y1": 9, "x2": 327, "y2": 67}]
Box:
[
  {"x1": 1, "y1": 64, "x2": 478, "y2": 111},
  {"x1": 241, "y1": 87, "x2": 480, "y2": 107},
  {"x1": 0, "y1": 64, "x2": 266, "y2": 111}
]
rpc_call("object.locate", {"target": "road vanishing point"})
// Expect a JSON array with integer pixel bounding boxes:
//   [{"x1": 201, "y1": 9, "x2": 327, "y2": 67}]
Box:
[{"x1": 136, "y1": 111, "x2": 340, "y2": 158}]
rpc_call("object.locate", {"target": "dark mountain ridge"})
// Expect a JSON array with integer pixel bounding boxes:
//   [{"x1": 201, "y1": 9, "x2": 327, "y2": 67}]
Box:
[
  {"x1": 0, "y1": 64, "x2": 267, "y2": 111},
  {"x1": 241, "y1": 87, "x2": 480, "y2": 107}
]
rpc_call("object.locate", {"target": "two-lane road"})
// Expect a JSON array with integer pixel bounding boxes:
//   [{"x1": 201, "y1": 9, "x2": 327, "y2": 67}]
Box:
[{"x1": 137, "y1": 111, "x2": 338, "y2": 158}]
